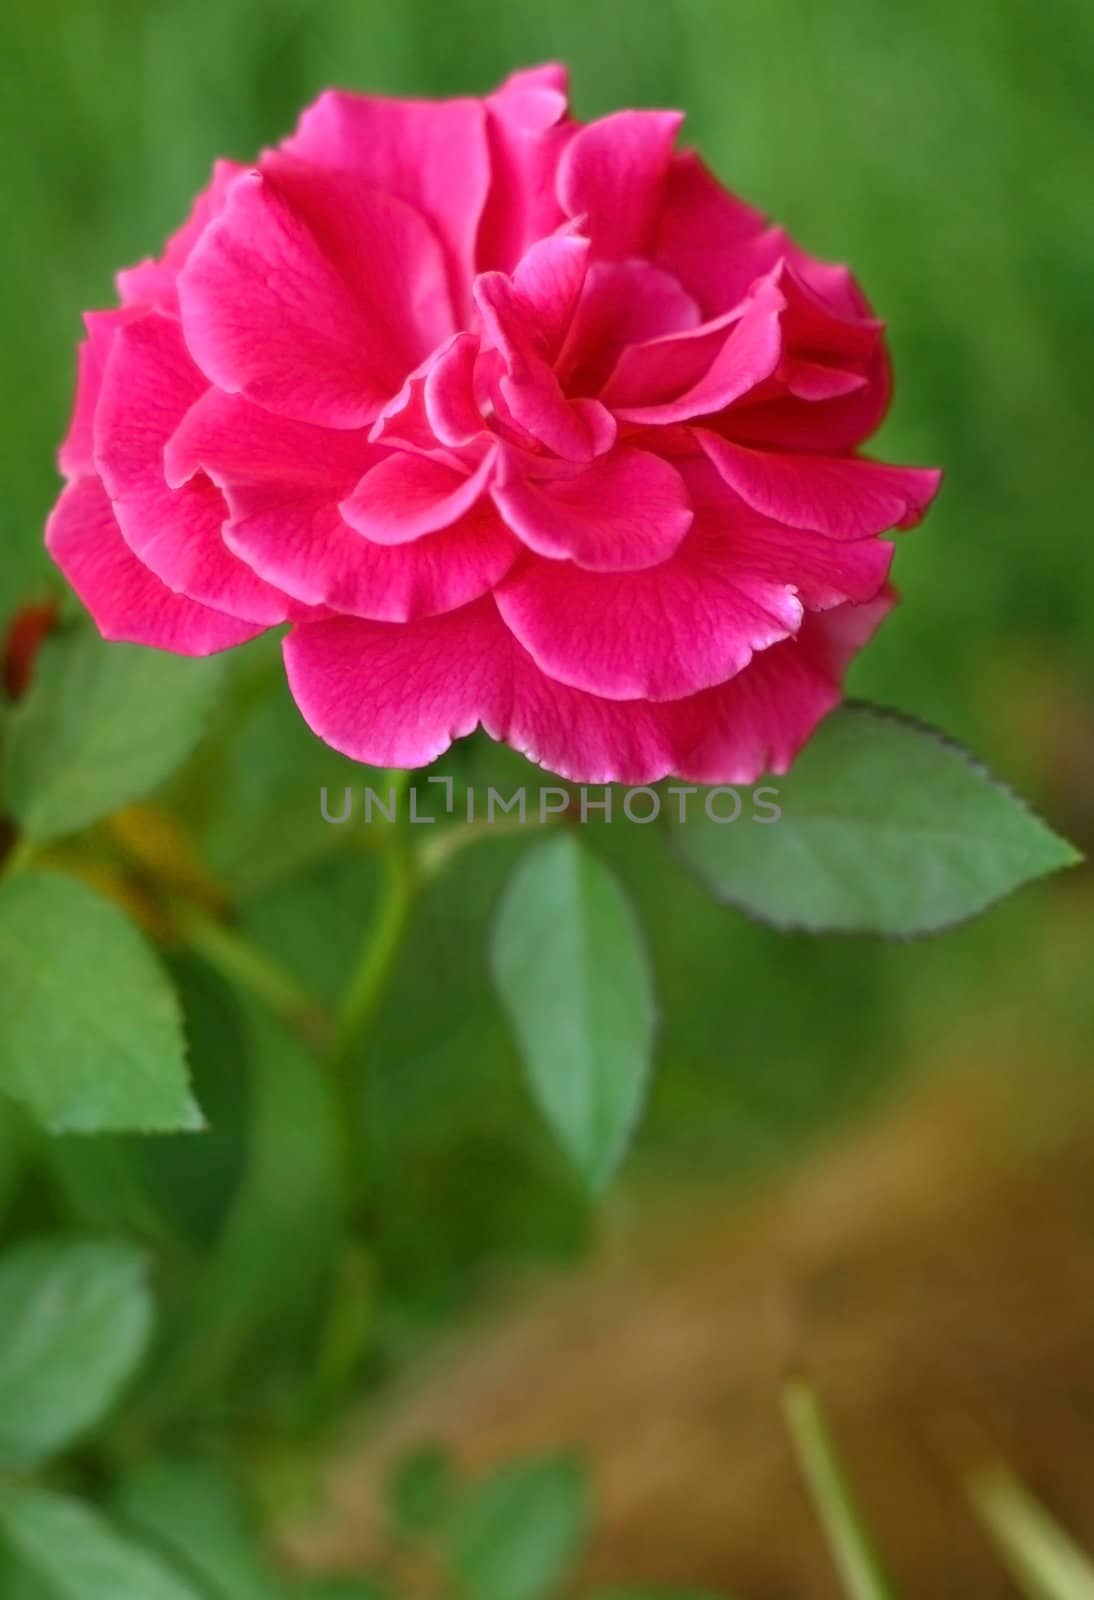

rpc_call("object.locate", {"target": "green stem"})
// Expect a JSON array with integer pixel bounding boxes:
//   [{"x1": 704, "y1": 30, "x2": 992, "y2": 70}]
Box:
[
  {"x1": 782, "y1": 1380, "x2": 901, "y2": 1600},
  {"x1": 416, "y1": 807, "x2": 563, "y2": 881},
  {"x1": 328, "y1": 842, "x2": 417, "y2": 1081},
  {"x1": 171, "y1": 898, "x2": 331, "y2": 1052},
  {"x1": 966, "y1": 1457, "x2": 1094, "y2": 1599}
]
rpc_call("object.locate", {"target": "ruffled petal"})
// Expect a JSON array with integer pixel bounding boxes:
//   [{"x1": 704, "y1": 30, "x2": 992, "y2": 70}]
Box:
[
  {"x1": 651, "y1": 151, "x2": 770, "y2": 316},
  {"x1": 284, "y1": 589, "x2": 892, "y2": 783},
  {"x1": 177, "y1": 164, "x2": 454, "y2": 428},
  {"x1": 46, "y1": 478, "x2": 261, "y2": 655},
  {"x1": 495, "y1": 524, "x2": 802, "y2": 701},
  {"x1": 492, "y1": 446, "x2": 692, "y2": 571},
  {"x1": 479, "y1": 66, "x2": 574, "y2": 272},
  {"x1": 558, "y1": 109, "x2": 683, "y2": 259},
  {"x1": 341, "y1": 447, "x2": 496, "y2": 545},
  {"x1": 697, "y1": 432, "x2": 942, "y2": 538},
  {"x1": 163, "y1": 378, "x2": 516, "y2": 619},
  {"x1": 474, "y1": 246, "x2": 613, "y2": 460},
  {"x1": 603, "y1": 278, "x2": 786, "y2": 423},
  {"x1": 58, "y1": 308, "x2": 145, "y2": 480},
  {"x1": 282, "y1": 87, "x2": 490, "y2": 319},
  {"x1": 94, "y1": 313, "x2": 293, "y2": 624},
  {"x1": 648, "y1": 590, "x2": 895, "y2": 783},
  {"x1": 230, "y1": 489, "x2": 518, "y2": 622},
  {"x1": 284, "y1": 599, "x2": 508, "y2": 769},
  {"x1": 556, "y1": 258, "x2": 701, "y2": 394}
]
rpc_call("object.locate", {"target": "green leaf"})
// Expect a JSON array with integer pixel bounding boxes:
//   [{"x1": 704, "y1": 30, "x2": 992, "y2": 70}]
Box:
[
  {"x1": 0, "y1": 1489, "x2": 205, "y2": 1600},
  {"x1": 966, "y1": 1457, "x2": 1094, "y2": 1599},
  {"x1": 782, "y1": 1382, "x2": 901, "y2": 1600},
  {"x1": 669, "y1": 704, "x2": 1081, "y2": 937},
  {"x1": 0, "y1": 872, "x2": 200, "y2": 1134},
  {"x1": 4, "y1": 623, "x2": 224, "y2": 844},
  {"x1": 116, "y1": 1458, "x2": 276, "y2": 1600},
  {"x1": 142, "y1": 994, "x2": 342, "y2": 1422},
  {"x1": 446, "y1": 1455, "x2": 590, "y2": 1600},
  {"x1": 490, "y1": 835, "x2": 656, "y2": 1192},
  {"x1": 0, "y1": 1236, "x2": 153, "y2": 1470}
]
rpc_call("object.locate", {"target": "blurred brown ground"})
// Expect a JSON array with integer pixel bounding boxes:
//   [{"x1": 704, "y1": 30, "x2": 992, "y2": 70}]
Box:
[{"x1": 289, "y1": 995, "x2": 1094, "y2": 1598}]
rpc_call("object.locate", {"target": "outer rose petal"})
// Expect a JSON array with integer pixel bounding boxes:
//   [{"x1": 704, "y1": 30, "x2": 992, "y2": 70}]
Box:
[
  {"x1": 177, "y1": 166, "x2": 454, "y2": 428},
  {"x1": 94, "y1": 314, "x2": 293, "y2": 625},
  {"x1": 282, "y1": 87, "x2": 490, "y2": 318},
  {"x1": 46, "y1": 478, "x2": 261, "y2": 655},
  {"x1": 284, "y1": 601, "x2": 505, "y2": 769},
  {"x1": 697, "y1": 432, "x2": 942, "y2": 538},
  {"x1": 341, "y1": 448, "x2": 496, "y2": 545},
  {"x1": 283, "y1": 589, "x2": 892, "y2": 783},
  {"x1": 650, "y1": 589, "x2": 895, "y2": 783},
  {"x1": 495, "y1": 526, "x2": 802, "y2": 702},
  {"x1": 558, "y1": 109, "x2": 683, "y2": 259},
  {"x1": 58, "y1": 308, "x2": 144, "y2": 479},
  {"x1": 492, "y1": 447, "x2": 692, "y2": 571}
]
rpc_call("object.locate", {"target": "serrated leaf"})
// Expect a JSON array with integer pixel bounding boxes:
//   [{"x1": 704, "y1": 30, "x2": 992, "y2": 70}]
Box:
[
  {"x1": 0, "y1": 871, "x2": 200, "y2": 1134},
  {"x1": 490, "y1": 835, "x2": 656, "y2": 1192},
  {"x1": 669, "y1": 704, "x2": 1080, "y2": 937},
  {"x1": 0, "y1": 1236, "x2": 153, "y2": 1469},
  {"x1": 446, "y1": 1456, "x2": 590, "y2": 1600},
  {"x1": 0, "y1": 1489, "x2": 205, "y2": 1600},
  {"x1": 4, "y1": 624, "x2": 223, "y2": 843}
]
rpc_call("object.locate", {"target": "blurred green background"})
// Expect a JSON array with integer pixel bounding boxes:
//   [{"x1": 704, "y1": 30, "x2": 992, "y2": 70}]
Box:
[
  {"x1": 2, "y1": 0, "x2": 1093, "y2": 1397},
  {"x1": 2, "y1": 3, "x2": 1094, "y2": 1593}
]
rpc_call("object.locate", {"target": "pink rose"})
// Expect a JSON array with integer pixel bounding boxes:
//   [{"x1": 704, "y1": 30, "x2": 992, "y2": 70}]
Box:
[{"x1": 48, "y1": 64, "x2": 939, "y2": 784}]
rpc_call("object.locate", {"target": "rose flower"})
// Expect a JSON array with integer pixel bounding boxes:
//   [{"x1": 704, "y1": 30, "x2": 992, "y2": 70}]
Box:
[{"x1": 48, "y1": 64, "x2": 939, "y2": 783}]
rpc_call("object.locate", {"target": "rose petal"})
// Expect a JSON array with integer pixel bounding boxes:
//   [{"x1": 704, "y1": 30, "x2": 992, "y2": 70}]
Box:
[
  {"x1": 46, "y1": 478, "x2": 261, "y2": 655},
  {"x1": 341, "y1": 448, "x2": 496, "y2": 545},
  {"x1": 492, "y1": 446, "x2": 692, "y2": 571},
  {"x1": 232, "y1": 490, "x2": 518, "y2": 622},
  {"x1": 558, "y1": 109, "x2": 683, "y2": 259},
  {"x1": 556, "y1": 258, "x2": 701, "y2": 395},
  {"x1": 652, "y1": 151, "x2": 770, "y2": 315},
  {"x1": 58, "y1": 308, "x2": 144, "y2": 480},
  {"x1": 282, "y1": 87, "x2": 490, "y2": 318},
  {"x1": 479, "y1": 66, "x2": 573, "y2": 272},
  {"x1": 496, "y1": 525, "x2": 803, "y2": 701},
  {"x1": 604, "y1": 279, "x2": 786, "y2": 423},
  {"x1": 697, "y1": 432, "x2": 942, "y2": 538},
  {"x1": 284, "y1": 589, "x2": 892, "y2": 783},
  {"x1": 94, "y1": 313, "x2": 293, "y2": 624},
  {"x1": 178, "y1": 164, "x2": 454, "y2": 428}
]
